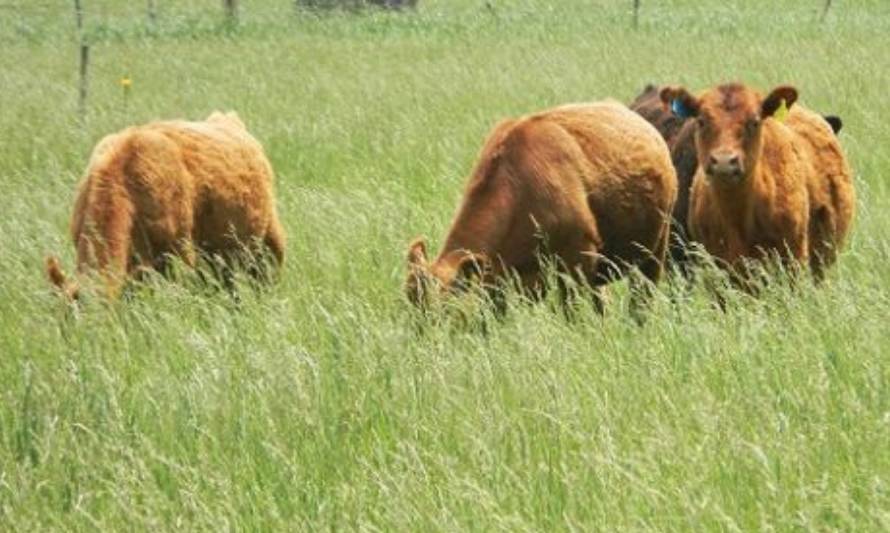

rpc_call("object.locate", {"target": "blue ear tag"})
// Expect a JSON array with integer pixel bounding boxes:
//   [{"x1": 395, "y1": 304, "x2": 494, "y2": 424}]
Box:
[{"x1": 671, "y1": 98, "x2": 691, "y2": 119}]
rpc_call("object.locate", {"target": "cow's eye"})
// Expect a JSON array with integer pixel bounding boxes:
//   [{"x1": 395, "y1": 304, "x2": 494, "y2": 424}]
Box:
[
  {"x1": 696, "y1": 116, "x2": 713, "y2": 135},
  {"x1": 744, "y1": 118, "x2": 761, "y2": 135}
]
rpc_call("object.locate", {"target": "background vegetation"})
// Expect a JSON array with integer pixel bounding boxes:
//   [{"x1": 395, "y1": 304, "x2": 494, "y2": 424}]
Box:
[{"x1": 1, "y1": 0, "x2": 888, "y2": 530}]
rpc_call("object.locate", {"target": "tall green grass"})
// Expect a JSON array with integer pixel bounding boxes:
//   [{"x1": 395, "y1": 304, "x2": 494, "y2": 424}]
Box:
[{"x1": 1, "y1": 1, "x2": 888, "y2": 530}]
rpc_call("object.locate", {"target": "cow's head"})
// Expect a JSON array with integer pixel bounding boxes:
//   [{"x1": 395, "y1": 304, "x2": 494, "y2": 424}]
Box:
[
  {"x1": 660, "y1": 83, "x2": 798, "y2": 185},
  {"x1": 405, "y1": 237, "x2": 491, "y2": 307}
]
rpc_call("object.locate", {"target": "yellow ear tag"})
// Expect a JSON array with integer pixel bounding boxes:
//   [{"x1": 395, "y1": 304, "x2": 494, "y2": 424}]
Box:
[{"x1": 774, "y1": 98, "x2": 788, "y2": 123}]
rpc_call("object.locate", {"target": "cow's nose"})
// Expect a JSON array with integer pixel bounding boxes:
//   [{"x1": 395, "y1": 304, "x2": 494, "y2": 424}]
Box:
[{"x1": 707, "y1": 153, "x2": 742, "y2": 177}]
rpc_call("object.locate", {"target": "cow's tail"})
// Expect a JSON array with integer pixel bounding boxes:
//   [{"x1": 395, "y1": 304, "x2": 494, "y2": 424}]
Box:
[{"x1": 46, "y1": 255, "x2": 80, "y2": 301}]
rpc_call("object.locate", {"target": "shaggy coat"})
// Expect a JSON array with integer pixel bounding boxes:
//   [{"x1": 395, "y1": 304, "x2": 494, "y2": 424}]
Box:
[
  {"x1": 658, "y1": 83, "x2": 854, "y2": 284},
  {"x1": 630, "y1": 83, "x2": 845, "y2": 275},
  {"x1": 405, "y1": 101, "x2": 678, "y2": 309},
  {"x1": 47, "y1": 111, "x2": 286, "y2": 300}
]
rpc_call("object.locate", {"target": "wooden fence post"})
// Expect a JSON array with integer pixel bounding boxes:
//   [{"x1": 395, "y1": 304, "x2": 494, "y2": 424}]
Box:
[
  {"x1": 74, "y1": 0, "x2": 88, "y2": 122},
  {"x1": 820, "y1": 0, "x2": 832, "y2": 22},
  {"x1": 78, "y1": 44, "x2": 90, "y2": 122},
  {"x1": 73, "y1": 0, "x2": 84, "y2": 32},
  {"x1": 148, "y1": 0, "x2": 158, "y2": 24},
  {"x1": 224, "y1": 0, "x2": 238, "y2": 21}
]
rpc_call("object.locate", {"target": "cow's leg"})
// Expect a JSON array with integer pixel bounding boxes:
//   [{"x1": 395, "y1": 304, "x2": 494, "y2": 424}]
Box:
[
  {"x1": 125, "y1": 209, "x2": 194, "y2": 289},
  {"x1": 262, "y1": 219, "x2": 286, "y2": 270},
  {"x1": 171, "y1": 237, "x2": 197, "y2": 270},
  {"x1": 808, "y1": 205, "x2": 836, "y2": 284},
  {"x1": 629, "y1": 219, "x2": 670, "y2": 323},
  {"x1": 76, "y1": 200, "x2": 134, "y2": 301},
  {"x1": 558, "y1": 227, "x2": 605, "y2": 316},
  {"x1": 129, "y1": 222, "x2": 159, "y2": 279},
  {"x1": 640, "y1": 219, "x2": 670, "y2": 284},
  {"x1": 235, "y1": 218, "x2": 286, "y2": 286}
]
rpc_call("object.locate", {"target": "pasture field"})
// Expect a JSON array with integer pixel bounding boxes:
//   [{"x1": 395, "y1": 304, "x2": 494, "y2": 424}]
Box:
[{"x1": 1, "y1": 0, "x2": 889, "y2": 530}]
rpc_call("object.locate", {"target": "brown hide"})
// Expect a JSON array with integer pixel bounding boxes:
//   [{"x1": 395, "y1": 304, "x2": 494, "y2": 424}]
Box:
[
  {"x1": 630, "y1": 84, "x2": 846, "y2": 278},
  {"x1": 406, "y1": 101, "x2": 678, "y2": 308},
  {"x1": 47, "y1": 111, "x2": 286, "y2": 300},
  {"x1": 629, "y1": 86, "x2": 697, "y2": 272},
  {"x1": 657, "y1": 82, "x2": 854, "y2": 285},
  {"x1": 786, "y1": 107, "x2": 855, "y2": 278}
]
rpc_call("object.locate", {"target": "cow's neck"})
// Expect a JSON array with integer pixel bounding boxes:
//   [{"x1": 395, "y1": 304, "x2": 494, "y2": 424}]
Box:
[
  {"x1": 438, "y1": 218, "x2": 496, "y2": 261},
  {"x1": 710, "y1": 159, "x2": 773, "y2": 241},
  {"x1": 435, "y1": 173, "x2": 516, "y2": 262}
]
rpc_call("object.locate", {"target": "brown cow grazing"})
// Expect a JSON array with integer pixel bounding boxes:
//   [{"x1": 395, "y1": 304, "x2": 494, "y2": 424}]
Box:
[
  {"x1": 46, "y1": 111, "x2": 286, "y2": 301},
  {"x1": 630, "y1": 84, "x2": 845, "y2": 277},
  {"x1": 405, "y1": 101, "x2": 678, "y2": 312},
  {"x1": 657, "y1": 82, "x2": 854, "y2": 287}
]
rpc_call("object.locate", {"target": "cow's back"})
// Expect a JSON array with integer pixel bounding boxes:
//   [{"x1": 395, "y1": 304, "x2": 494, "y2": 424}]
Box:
[
  {"x1": 504, "y1": 102, "x2": 676, "y2": 270},
  {"x1": 546, "y1": 103, "x2": 676, "y2": 257},
  {"x1": 537, "y1": 102, "x2": 674, "y2": 190},
  {"x1": 135, "y1": 118, "x2": 278, "y2": 251}
]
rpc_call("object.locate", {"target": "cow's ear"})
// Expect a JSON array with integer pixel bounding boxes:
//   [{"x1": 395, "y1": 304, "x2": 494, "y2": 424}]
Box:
[
  {"x1": 823, "y1": 115, "x2": 842, "y2": 134},
  {"x1": 407, "y1": 237, "x2": 428, "y2": 267},
  {"x1": 659, "y1": 86, "x2": 700, "y2": 118},
  {"x1": 405, "y1": 238, "x2": 432, "y2": 306},
  {"x1": 761, "y1": 85, "x2": 799, "y2": 118},
  {"x1": 454, "y1": 252, "x2": 491, "y2": 287}
]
